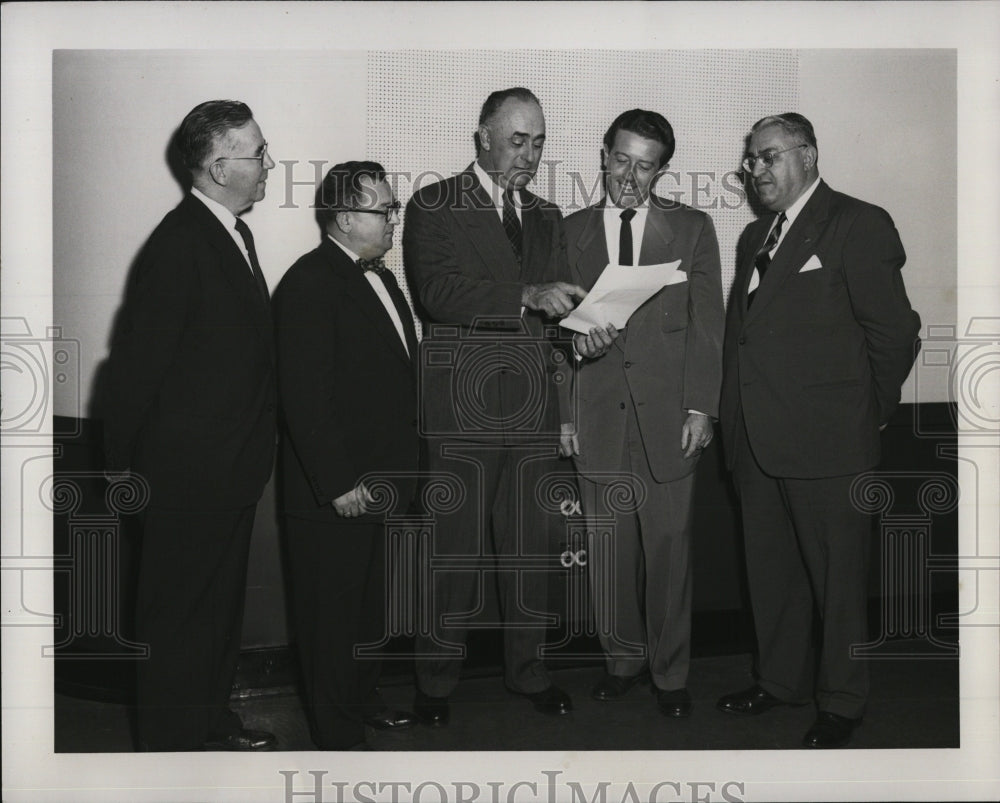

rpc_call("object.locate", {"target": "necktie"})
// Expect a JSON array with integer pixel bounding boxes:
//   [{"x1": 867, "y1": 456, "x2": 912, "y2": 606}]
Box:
[
  {"x1": 502, "y1": 188, "x2": 523, "y2": 264},
  {"x1": 357, "y1": 256, "x2": 387, "y2": 274},
  {"x1": 619, "y1": 207, "x2": 637, "y2": 266},
  {"x1": 748, "y1": 211, "x2": 786, "y2": 307},
  {"x1": 234, "y1": 218, "x2": 270, "y2": 302}
]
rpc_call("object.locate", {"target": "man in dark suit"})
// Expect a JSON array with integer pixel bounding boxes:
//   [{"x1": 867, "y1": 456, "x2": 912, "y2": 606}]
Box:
[
  {"x1": 104, "y1": 100, "x2": 278, "y2": 751},
  {"x1": 564, "y1": 109, "x2": 724, "y2": 718},
  {"x1": 404, "y1": 87, "x2": 586, "y2": 724},
  {"x1": 717, "y1": 113, "x2": 921, "y2": 748},
  {"x1": 274, "y1": 161, "x2": 419, "y2": 751}
]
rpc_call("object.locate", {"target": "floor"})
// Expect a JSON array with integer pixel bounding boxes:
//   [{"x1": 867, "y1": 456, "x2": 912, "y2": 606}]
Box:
[{"x1": 54, "y1": 645, "x2": 959, "y2": 752}]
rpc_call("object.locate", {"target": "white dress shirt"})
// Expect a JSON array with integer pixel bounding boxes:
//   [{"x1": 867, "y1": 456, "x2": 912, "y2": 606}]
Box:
[
  {"x1": 190, "y1": 187, "x2": 256, "y2": 278},
  {"x1": 328, "y1": 236, "x2": 409, "y2": 357},
  {"x1": 602, "y1": 202, "x2": 650, "y2": 266},
  {"x1": 748, "y1": 176, "x2": 821, "y2": 293},
  {"x1": 473, "y1": 160, "x2": 522, "y2": 224}
]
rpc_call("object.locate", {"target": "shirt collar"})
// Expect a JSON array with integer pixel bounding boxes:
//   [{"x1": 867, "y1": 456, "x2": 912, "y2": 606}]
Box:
[
  {"x1": 473, "y1": 160, "x2": 514, "y2": 209},
  {"x1": 783, "y1": 176, "x2": 822, "y2": 226},
  {"x1": 602, "y1": 198, "x2": 650, "y2": 227},
  {"x1": 191, "y1": 186, "x2": 239, "y2": 231},
  {"x1": 327, "y1": 234, "x2": 361, "y2": 263}
]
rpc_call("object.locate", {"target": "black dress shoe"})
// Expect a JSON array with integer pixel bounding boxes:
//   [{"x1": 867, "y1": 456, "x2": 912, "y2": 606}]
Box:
[
  {"x1": 716, "y1": 684, "x2": 801, "y2": 716},
  {"x1": 591, "y1": 671, "x2": 648, "y2": 701},
  {"x1": 802, "y1": 712, "x2": 860, "y2": 748},
  {"x1": 656, "y1": 687, "x2": 692, "y2": 718},
  {"x1": 413, "y1": 691, "x2": 450, "y2": 726},
  {"x1": 363, "y1": 709, "x2": 418, "y2": 730},
  {"x1": 202, "y1": 728, "x2": 277, "y2": 751},
  {"x1": 525, "y1": 685, "x2": 572, "y2": 715}
]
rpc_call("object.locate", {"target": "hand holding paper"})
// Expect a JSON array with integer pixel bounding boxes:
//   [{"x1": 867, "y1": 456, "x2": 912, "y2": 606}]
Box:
[{"x1": 560, "y1": 260, "x2": 684, "y2": 335}]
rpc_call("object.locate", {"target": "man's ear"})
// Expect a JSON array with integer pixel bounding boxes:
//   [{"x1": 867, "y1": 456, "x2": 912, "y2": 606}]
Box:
[
  {"x1": 803, "y1": 145, "x2": 818, "y2": 172},
  {"x1": 334, "y1": 210, "x2": 351, "y2": 234},
  {"x1": 207, "y1": 160, "x2": 228, "y2": 187},
  {"x1": 478, "y1": 124, "x2": 491, "y2": 152}
]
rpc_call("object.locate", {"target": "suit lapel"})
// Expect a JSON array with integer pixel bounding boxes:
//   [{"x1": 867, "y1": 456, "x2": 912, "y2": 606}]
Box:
[
  {"x1": 451, "y1": 167, "x2": 521, "y2": 281},
  {"x1": 324, "y1": 239, "x2": 413, "y2": 370},
  {"x1": 181, "y1": 195, "x2": 273, "y2": 355},
  {"x1": 639, "y1": 203, "x2": 677, "y2": 266},
  {"x1": 746, "y1": 181, "x2": 830, "y2": 321},
  {"x1": 572, "y1": 205, "x2": 609, "y2": 289}
]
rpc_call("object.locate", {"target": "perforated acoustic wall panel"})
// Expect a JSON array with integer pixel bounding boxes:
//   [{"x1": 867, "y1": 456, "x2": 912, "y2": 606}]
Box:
[{"x1": 366, "y1": 49, "x2": 799, "y2": 331}]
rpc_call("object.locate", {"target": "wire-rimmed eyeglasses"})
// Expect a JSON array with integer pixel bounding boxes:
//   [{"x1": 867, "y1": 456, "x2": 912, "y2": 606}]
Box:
[
  {"x1": 214, "y1": 143, "x2": 269, "y2": 166},
  {"x1": 742, "y1": 144, "x2": 807, "y2": 173}
]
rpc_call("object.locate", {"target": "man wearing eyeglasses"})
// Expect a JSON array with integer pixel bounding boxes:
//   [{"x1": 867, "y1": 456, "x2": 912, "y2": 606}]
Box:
[
  {"x1": 404, "y1": 87, "x2": 586, "y2": 725},
  {"x1": 274, "y1": 162, "x2": 419, "y2": 750},
  {"x1": 104, "y1": 100, "x2": 278, "y2": 751},
  {"x1": 564, "y1": 109, "x2": 724, "y2": 719},
  {"x1": 717, "y1": 113, "x2": 921, "y2": 748}
]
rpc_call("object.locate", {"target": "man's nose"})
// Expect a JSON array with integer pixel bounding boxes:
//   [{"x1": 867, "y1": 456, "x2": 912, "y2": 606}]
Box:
[{"x1": 263, "y1": 152, "x2": 276, "y2": 170}]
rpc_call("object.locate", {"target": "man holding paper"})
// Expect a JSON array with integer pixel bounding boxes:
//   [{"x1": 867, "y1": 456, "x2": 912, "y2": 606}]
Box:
[{"x1": 563, "y1": 109, "x2": 724, "y2": 717}]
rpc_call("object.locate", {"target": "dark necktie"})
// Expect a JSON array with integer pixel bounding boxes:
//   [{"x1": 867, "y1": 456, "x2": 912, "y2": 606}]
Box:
[
  {"x1": 502, "y1": 188, "x2": 523, "y2": 264},
  {"x1": 619, "y1": 207, "x2": 637, "y2": 266},
  {"x1": 234, "y1": 218, "x2": 270, "y2": 302},
  {"x1": 748, "y1": 211, "x2": 786, "y2": 307}
]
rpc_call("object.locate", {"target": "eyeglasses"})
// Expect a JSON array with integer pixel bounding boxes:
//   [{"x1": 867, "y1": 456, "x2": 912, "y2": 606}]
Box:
[
  {"x1": 214, "y1": 143, "x2": 269, "y2": 166},
  {"x1": 333, "y1": 201, "x2": 402, "y2": 222},
  {"x1": 742, "y1": 144, "x2": 807, "y2": 173}
]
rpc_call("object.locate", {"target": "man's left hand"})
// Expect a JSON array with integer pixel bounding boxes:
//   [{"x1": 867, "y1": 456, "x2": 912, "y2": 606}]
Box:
[
  {"x1": 680, "y1": 412, "x2": 713, "y2": 459},
  {"x1": 559, "y1": 422, "x2": 580, "y2": 457}
]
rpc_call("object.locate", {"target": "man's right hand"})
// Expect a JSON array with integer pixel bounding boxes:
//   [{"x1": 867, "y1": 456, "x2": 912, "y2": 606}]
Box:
[
  {"x1": 332, "y1": 483, "x2": 374, "y2": 518},
  {"x1": 573, "y1": 324, "x2": 620, "y2": 359},
  {"x1": 522, "y1": 282, "x2": 587, "y2": 318}
]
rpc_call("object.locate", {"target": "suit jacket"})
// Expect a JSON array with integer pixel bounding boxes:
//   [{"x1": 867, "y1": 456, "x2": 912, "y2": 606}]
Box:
[
  {"x1": 273, "y1": 238, "x2": 420, "y2": 522},
  {"x1": 719, "y1": 180, "x2": 921, "y2": 478},
  {"x1": 566, "y1": 199, "x2": 724, "y2": 484},
  {"x1": 104, "y1": 194, "x2": 277, "y2": 510},
  {"x1": 404, "y1": 165, "x2": 571, "y2": 444}
]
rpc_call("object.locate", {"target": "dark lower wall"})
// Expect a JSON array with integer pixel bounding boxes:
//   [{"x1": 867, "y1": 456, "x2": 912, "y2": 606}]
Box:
[{"x1": 50, "y1": 403, "x2": 958, "y2": 697}]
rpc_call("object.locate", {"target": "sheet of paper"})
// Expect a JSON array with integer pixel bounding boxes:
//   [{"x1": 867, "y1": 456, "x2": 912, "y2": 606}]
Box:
[{"x1": 560, "y1": 260, "x2": 684, "y2": 335}]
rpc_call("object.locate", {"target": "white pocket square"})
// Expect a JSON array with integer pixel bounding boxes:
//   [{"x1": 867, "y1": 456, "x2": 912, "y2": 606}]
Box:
[{"x1": 799, "y1": 255, "x2": 823, "y2": 272}]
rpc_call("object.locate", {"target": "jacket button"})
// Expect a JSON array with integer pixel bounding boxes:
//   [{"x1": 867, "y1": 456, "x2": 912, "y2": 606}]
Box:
[
  {"x1": 738, "y1": 336, "x2": 746, "y2": 345},
  {"x1": 619, "y1": 402, "x2": 626, "y2": 410},
  {"x1": 624, "y1": 361, "x2": 632, "y2": 368}
]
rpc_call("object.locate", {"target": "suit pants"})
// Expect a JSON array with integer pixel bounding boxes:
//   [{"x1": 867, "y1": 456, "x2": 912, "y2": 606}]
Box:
[
  {"x1": 415, "y1": 439, "x2": 558, "y2": 698},
  {"x1": 134, "y1": 506, "x2": 256, "y2": 750},
  {"x1": 286, "y1": 517, "x2": 386, "y2": 750},
  {"x1": 733, "y1": 411, "x2": 871, "y2": 719},
  {"x1": 578, "y1": 406, "x2": 695, "y2": 692}
]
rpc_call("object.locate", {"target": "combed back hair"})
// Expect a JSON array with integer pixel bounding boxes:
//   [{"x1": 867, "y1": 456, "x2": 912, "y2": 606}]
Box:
[
  {"x1": 315, "y1": 161, "x2": 387, "y2": 229},
  {"x1": 751, "y1": 113, "x2": 818, "y2": 150},
  {"x1": 603, "y1": 109, "x2": 676, "y2": 168},
  {"x1": 478, "y1": 87, "x2": 541, "y2": 126},
  {"x1": 177, "y1": 100, "x2": 254, "y2": 171}
]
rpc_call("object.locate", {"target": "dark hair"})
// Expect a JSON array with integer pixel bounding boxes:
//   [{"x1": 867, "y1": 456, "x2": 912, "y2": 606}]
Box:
[
  {"x1": 315, "y1": 161, "x2": 387, "y2": 229},
  {"x1": 478, "y1": 87, "x2": 541, "y2": 126},
  {"x1": 603, "y1": 109, "x2": 676, "y2": 168},
  {"x1": 176, "y1": 100, "x2": 254, "y2": 171},
  {"x1": 751, "y1": 113, "x2": 817, "y2": 149}
]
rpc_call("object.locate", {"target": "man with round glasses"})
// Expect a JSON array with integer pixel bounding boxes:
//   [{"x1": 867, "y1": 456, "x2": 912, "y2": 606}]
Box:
[
  {"x1": 104, "y1": 100, "x2": 278, "y2": 751},
  {"x1": 717, "y1": 113, "x2": 921, "y2": 748},
  {"x1": 274, "y1": 161, "x2": 419, "y2": 750}
]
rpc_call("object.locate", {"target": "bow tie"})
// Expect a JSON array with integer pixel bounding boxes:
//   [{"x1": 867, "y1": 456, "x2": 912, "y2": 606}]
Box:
[{"x1": 357, "y1": 257, "x2": 387, "y2": 274}]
